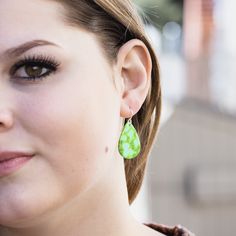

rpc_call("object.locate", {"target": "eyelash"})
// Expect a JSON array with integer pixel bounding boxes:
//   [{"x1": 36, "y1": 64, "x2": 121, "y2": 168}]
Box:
[{"x1": 10, "y1": 54, "x2": 61, "y2": 82}]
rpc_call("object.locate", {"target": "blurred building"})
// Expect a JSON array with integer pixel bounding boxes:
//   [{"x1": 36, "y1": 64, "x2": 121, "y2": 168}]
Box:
[
  {"x1": 131, "y1": 1, "x2": 236, "y2": 236},
  {"x1": 148, "y1": 99, "x2": 236, "y2": 236}
]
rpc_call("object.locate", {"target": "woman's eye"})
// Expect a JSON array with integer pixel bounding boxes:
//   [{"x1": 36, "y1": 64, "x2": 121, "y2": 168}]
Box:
[
  {"x1": 15, "y1": 64, "x2": 51, "y2": 79},
  {"x1": 10, "y1": 55, "x2": 61, "y2": 82}
]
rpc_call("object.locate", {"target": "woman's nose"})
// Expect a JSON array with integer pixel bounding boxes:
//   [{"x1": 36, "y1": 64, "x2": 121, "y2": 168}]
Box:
[{"x1": 0, "y1": 108, "x2": 14, "y2": 131}]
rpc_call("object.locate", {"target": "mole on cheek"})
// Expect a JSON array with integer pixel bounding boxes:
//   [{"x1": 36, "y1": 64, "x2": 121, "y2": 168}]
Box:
[{"x1": 105, "y1": 146, "x2": 109, "y2": 153}]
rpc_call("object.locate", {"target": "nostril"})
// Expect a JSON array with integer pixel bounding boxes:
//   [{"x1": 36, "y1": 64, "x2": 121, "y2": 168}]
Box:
[{"x1": 0, "y1": 110, "x2": 14, "y2": 129}]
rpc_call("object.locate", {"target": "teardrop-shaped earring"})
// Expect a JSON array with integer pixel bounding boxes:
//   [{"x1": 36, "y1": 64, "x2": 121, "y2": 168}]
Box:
[{"x1": 118, "y1": 108, "x2": 141, "y2": 159}]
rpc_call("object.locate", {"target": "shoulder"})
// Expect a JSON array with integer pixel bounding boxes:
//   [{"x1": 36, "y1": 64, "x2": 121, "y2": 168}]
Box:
[{"x1": 143, "y1": 222, "x2": 195, "y2": 236}]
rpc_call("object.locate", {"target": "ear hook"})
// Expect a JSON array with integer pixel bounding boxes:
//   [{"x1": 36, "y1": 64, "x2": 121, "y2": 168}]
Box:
[{"x1": 127, "y1": 107, "x2": 133, "y2": 124}]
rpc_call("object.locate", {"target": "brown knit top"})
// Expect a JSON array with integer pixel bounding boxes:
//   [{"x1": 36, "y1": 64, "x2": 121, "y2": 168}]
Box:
[{"x1": 143, "y1": 222, "x2": 195, "y2": 236}]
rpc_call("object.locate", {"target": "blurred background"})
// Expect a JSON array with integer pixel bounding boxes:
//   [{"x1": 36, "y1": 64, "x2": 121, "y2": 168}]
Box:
[{"x1": 130, "y1": 0, "x2": 236, "y2": 235}]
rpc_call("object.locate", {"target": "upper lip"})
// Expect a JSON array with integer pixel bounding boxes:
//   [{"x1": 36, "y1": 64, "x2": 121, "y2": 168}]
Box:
[{"x1": 0, "y1": 151, "x2": 35, "y2": 162}]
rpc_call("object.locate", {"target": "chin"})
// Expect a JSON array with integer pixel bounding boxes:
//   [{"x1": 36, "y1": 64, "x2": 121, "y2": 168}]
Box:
[
  {"x1": 0, "y1": 192, "x2": 59, "y2": 228},
  {"x1": 0, "y1": 164, "x2": 65, "y2": 228},
  {"x1": 0, "y1": 204, "x2": 42, "y2": 228}
]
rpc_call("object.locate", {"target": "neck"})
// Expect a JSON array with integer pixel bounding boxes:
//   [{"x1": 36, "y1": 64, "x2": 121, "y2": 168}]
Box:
[{"x1": 0, "y1": 153, "x2": 141, "y2": 236}]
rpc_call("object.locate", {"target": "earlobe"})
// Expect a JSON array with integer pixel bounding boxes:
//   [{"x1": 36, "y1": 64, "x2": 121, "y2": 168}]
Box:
[{"x1": 116, "y1": 39, "x2": 152, "y2": 119}]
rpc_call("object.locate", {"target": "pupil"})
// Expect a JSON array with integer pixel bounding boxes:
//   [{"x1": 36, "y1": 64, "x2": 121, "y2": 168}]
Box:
[{"x1": 26, "y1": 65, "x2": 42, "y2": 77}]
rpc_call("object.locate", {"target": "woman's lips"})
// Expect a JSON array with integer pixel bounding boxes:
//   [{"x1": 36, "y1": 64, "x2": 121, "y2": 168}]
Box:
[{"x1": 0, "y1": 151, "x2": 34, "y2": 178}]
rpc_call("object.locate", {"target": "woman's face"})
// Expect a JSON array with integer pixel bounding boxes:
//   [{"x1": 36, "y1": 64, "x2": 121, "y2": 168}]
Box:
[{"x1": 0, "y1": 0, "x2": 122, "y2": 225}]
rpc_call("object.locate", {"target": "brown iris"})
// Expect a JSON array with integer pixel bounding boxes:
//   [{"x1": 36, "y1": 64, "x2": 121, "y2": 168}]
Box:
[{"x1": 25, "y1": 65, "x2": 43, "y2": 77}]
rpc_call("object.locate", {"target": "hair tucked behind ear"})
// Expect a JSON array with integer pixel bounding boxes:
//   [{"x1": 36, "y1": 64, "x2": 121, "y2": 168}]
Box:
[{"x1": 52, "y1": 0, "x2": 162, "y2": 205}]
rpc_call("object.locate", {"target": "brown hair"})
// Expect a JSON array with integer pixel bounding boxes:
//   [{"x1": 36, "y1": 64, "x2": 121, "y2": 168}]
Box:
[{"x1": 52, "y1": 0, "x2": 162, "y2": 205}]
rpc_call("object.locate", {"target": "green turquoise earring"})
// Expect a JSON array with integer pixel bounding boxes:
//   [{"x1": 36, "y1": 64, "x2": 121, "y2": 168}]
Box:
[{"x1": 118, "y1": 109, "x2": 141, "y2": 159}]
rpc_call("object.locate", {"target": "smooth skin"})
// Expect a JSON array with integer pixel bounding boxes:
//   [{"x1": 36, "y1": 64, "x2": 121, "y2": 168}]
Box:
[{"x1": 0, "y1": 0, "x2": 163, "y2": 235}]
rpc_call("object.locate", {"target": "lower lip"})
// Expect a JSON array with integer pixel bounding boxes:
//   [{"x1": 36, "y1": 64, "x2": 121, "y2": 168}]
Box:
[{"x1": 0, "y1": 156, "x2": 33, "y2": 178}]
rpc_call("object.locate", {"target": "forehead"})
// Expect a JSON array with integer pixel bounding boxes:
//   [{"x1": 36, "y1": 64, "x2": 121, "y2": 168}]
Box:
[
  {"x1": 0, "y1": 0, "x2": 64, "y2": 29},
  {"x1": 0, "y1": 0, "x2": 102, "y2": 61},
  {"x1": 0, "y1": 0, "x2": 68, "y2": 48}
]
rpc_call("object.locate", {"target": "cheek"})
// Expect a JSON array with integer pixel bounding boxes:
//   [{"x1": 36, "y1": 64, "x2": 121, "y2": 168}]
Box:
[
  {"x1": 16, "y1": 74, "x2": 120, "y2": 194},
  {"x1": 0, "y1": 62, "x2": 121, "y2": 225}
]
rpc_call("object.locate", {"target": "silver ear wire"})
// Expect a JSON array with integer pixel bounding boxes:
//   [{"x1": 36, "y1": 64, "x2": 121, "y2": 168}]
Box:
[{"x1": 127, "y1": 107, "x2": 133, "y2": 124}]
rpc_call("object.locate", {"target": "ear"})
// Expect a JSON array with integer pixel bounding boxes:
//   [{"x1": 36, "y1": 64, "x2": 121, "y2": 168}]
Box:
[{"x1": 114, "y1": 39, "x2": 152, "y2": 119}]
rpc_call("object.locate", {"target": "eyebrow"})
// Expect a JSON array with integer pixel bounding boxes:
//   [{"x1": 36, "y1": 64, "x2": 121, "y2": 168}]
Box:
[{"x1": 2, "y1": 39, "x2": 60, "y2": 58}]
